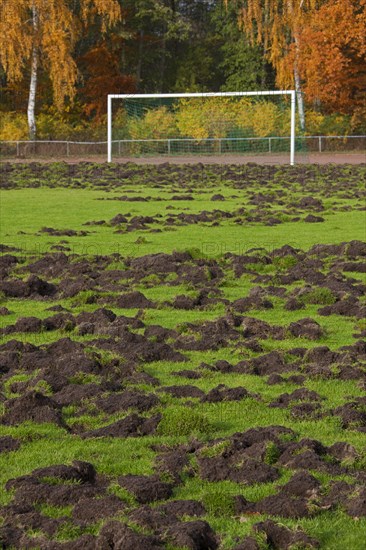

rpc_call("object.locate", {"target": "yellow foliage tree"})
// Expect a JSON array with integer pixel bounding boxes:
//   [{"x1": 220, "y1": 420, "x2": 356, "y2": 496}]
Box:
[
  {"x1": 176, "y1": 98, "x2": 238, "y2": 142},
  {"x1": 226, "y1": 0, "x2": 321, "y2": 130},
  {"x1": 128, "y1": 107, "x2": 177, "y2": 140},
  {"x1": 175, "y1": 99, "x2": 210, "y2": 141},
  {"x1": 0, "y1": 0, "x2": 121, "y2": 139},
  {"x1": 251, "y1": 102, "x2": 280, "y2": 137}
]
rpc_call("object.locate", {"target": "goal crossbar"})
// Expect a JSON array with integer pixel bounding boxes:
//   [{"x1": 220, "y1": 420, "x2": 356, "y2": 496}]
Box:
[{"x1": 107, "y1": 91, "x2": 296, "y2": 164}]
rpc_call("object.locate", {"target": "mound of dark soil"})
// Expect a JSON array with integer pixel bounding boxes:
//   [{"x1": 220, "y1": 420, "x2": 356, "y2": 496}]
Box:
[
  {"x1": 232, "y1": 295, "x2": 273, "y2": 312},
  {"x1": 267, "y1": 374, "x2": 285, "y2": 385},
  {"x1": 284, "y1": 297, "x2": 304, "y2": 310},
  {"x1": 198, "y1": 453, "x2": 279, "y2": 485},
  {"x1": 2, "y1": 391, "x2": 65, "y2": 427},
  {"x1": 81, "y1": 413, "x2": 161, "y2": 438},
  {"x1": 129, "y1": 252, "x2": 190, "y2": 274},
  {"x1": 172, "y1": 369, "x2": 202, "y2": 379},
  {"x1": 39, "y1": 226, "x2": 89, "y2": 236},
  {"x1": 175, "y1": 316, "x2": 241, "y2": 351},
  {"x1": 254, "y1": 519, "x2": 320, "y2": 549},
  {"x1": 1, "y1": 316, "x2": 43, "y2": 334},
  {"x1": 289, "y1": 318, "x2": 324, "y2": 340},
  {"x1": 345, "y1": 487, "x2": 366, "y2": 517},
  {"x1": 26, "y1": 253, "x2": 69, "y2": 278},
  {"x1": 0, "y1": 275, "x2": 57, "y2": 298},
  {"x1": 154, "y1": 449, "x2": 192, "y2": 483},
  {"x1": 232, "y1": 425, "x2": 296, "y2": 448},
  {"x1": 72, "y1": 495, "x2": 125, "y2": 525},
  {"x1": 43, "y1": 312, "x2": 76, "y2": 331},
  {"x1": 5, "y1": 461, "x2": 102, "y2": 508},
  {"x1": 167, "y1": 520, "x2": 218, "y2": 550},
  {"x1": 116, "y1": 291, "x2": 155, "y2": 308},
  {"x1": 144, "y1": 324, "x2": 177, "y2": 342},
  {"x1": 277, "y1": 438, "x2": 340, "y2": 473},
  {"x1": 233, "y1": 536, "x2": 260, "y2": 550},
  {"x1": 96, "y1": 390, "x2": 159, "y2": 413},
  {"x1": 119, "y1": 475, "x2": 173, "y2": 504},
  {"x1": 333, "y1": 398, "x2": 366, "y2": 430},
  {"x1": 249, "y1": 351, "x2": 288, "y2": 375},
  {"x1": 99, "y1": 520, "x2": 163, "y2": 549},
  {"x1": 77, "y1": 307, "x2": 116, "y2": 324},
  {"x1": 171, "y1": 194, "x2": 193, "y2": 200},
  {"x1": 269, "y1": 388, "x2": 322, "y2": 408},
  {"x1": 241, "y1": 317, "x2": 285, "y2": 340},
  {"x1": 239, "y1": 471, "x2": 322, "y2": 519},
  {"x1": 291, "y1": 402, "x2": 322, "y2": 419},
  {"x1": 159, "y1": 499, "x2": 206, "y2": 518},
  {"x1": 202, "y1": 384, "x2": 251, "y2": 403},
  {"x1": 92, "y1": 331, "x2": 186, "y2": 363},
  {"x1": 110, "y1": 213, "x2": 128, "y2": 225},
  {"x1": 304, "y1": 214, "x2": 325, "y2": 223},
  {"x1": 297, "y1": 196, "x2": 324, "y2": 211},
  {"x1": 318, "y1": 298, "x2": 365, "y2": 318},
  {"x1": 0, "y1": 436, "x2": 21, "y2": 454},
  {"x1": 32, "y1": 461, "x2": 97, "y2": 484},
  {"x1": 53, "y1": 383, "x2": 101, "y2": 406}
]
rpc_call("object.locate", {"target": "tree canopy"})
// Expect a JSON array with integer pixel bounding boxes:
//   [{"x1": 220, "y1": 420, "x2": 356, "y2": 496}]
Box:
[
  {"x1": 0, "y1": 0, "x2": 121, "y2": 107},
  {"x1": 0, "y1": 0, "x2": 365, "y2": 138}
]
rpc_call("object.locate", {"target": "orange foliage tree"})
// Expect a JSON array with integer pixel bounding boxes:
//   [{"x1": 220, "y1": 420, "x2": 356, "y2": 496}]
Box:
[
  {"x1": 80, "y1": 41, "x2": 136, "y2": 120},
  {"x1": 228, "y1": 0, "x2": 366, "y2": 129},
  {"x1": 226, "y1": 1, "x2": 326, "y2": 130},
  {"x1": 0, "y1": 0, "x2": 121, "y2": 138},
  {"x1": 297, "y1": 0, "x2": 366, "y2": 120}
]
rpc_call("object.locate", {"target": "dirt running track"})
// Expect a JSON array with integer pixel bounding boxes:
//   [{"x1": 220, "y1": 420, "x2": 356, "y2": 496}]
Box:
[{"x1": 2, "y1": 152, "x2": 365, "y2": 164}]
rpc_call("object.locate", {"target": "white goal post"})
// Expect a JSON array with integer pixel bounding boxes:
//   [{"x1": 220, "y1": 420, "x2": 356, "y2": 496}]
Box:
[{"x1": 107, "y1": 91, "x2": 296, "y2": 165}]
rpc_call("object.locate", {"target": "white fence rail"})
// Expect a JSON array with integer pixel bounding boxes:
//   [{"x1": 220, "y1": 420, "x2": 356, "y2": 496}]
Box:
[{"x1": 0, "y1": 135, "x2": 365, "y2": 159}]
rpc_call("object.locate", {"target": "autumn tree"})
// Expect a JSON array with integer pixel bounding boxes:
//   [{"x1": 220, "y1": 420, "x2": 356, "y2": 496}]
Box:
[
  {"x1": 227, "y1": 0, "x2": 322, "y2": 130},
  {"x1": 297, "y1": 0, "x2": 366, "y2": 120},
  {"x1": 79, "y1": 40, "x2": 136, "y2": 120},
  {"x1": 0, "y1": 0, "x2": 121, "y2": 139}
]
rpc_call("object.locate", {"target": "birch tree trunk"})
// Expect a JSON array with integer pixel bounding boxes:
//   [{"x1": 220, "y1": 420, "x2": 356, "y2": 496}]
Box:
[
  {"x1": 27, "y1": 5, "x2": 38, "y2": 140},
  {"x1": 294, "y1": 65, "x2": 305, "y2": 131},
  {"x1": 288, "y1": 1, "x2": 305, "y2": 131}
]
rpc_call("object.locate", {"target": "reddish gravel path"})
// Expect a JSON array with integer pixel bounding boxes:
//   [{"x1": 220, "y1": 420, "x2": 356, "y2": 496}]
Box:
[{"x1": 2, "y1": 152, "x2": 365, "y2": 165}]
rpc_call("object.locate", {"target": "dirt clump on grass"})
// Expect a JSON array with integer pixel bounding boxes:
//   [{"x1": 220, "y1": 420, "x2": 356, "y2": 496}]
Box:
[
  {"x1": 1, "y1": 391, "x2": 66, "y2": 428},
  {"x1": 118, "y1": 474, "x2": 173, "y2": 504},
  {"x1": 254, "y1": 519, "x2": 320, "y2": 549},
  {"x1": 80, "y1": 413, "x2": 162, "y2": 439},
  {"x1": 0, "y1": 436, "x2": 21, "y2": 453}
]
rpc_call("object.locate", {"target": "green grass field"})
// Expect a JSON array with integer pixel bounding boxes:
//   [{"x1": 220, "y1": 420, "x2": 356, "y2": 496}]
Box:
[{"x1": 0, "y1": 162, "x2": 365, "y2": 549}]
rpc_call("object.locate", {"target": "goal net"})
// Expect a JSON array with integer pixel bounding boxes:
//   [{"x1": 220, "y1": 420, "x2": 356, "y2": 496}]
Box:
[{"x1": 107, "y1": 92, "x2": 300, "y2": 165}]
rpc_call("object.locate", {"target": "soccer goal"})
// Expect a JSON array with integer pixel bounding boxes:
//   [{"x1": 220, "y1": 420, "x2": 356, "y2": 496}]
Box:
[{"x1": 107, "y1": 91, "x2": 297, "y2": 165}]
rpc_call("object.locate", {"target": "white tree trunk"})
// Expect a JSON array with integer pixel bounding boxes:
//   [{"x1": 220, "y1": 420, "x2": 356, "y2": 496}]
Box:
[
  {"x1": 27, "y1": 6, "x2": 38, "y2": 140},
  {"x1": 287, "y1": 1, "x2": 305, "y2": 132},
  {"x1": 294, "y1": 65, "x2": 305, "y2": 132}
]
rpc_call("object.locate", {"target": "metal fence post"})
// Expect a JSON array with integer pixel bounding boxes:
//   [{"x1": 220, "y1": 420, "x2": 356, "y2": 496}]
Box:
[
  {"x1": 269, "y1": 138, "x2": 272, "y2": 153},
  {"x1": 319, "y1": 136, "x2": 322, "y2": 153},
  {"x1": 167, "y1": 139, "x2": 171, "y2": 156},
  {"x1": 66, "y1": 141, "x2": 70, "y2": 157},
  {"x1": 16, "y1": 142, "x2": 20, "y2": 157}
]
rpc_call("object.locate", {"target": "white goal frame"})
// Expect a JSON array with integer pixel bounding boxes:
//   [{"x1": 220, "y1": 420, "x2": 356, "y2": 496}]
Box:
[{"x1": 107, "y1": 91, "x2": 296, "y2": 165}]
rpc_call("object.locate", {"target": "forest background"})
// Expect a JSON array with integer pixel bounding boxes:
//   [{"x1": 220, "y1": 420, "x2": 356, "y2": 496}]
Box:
[{"x1": 0, "y1": 0, "x2": 365, "y2": 142}]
